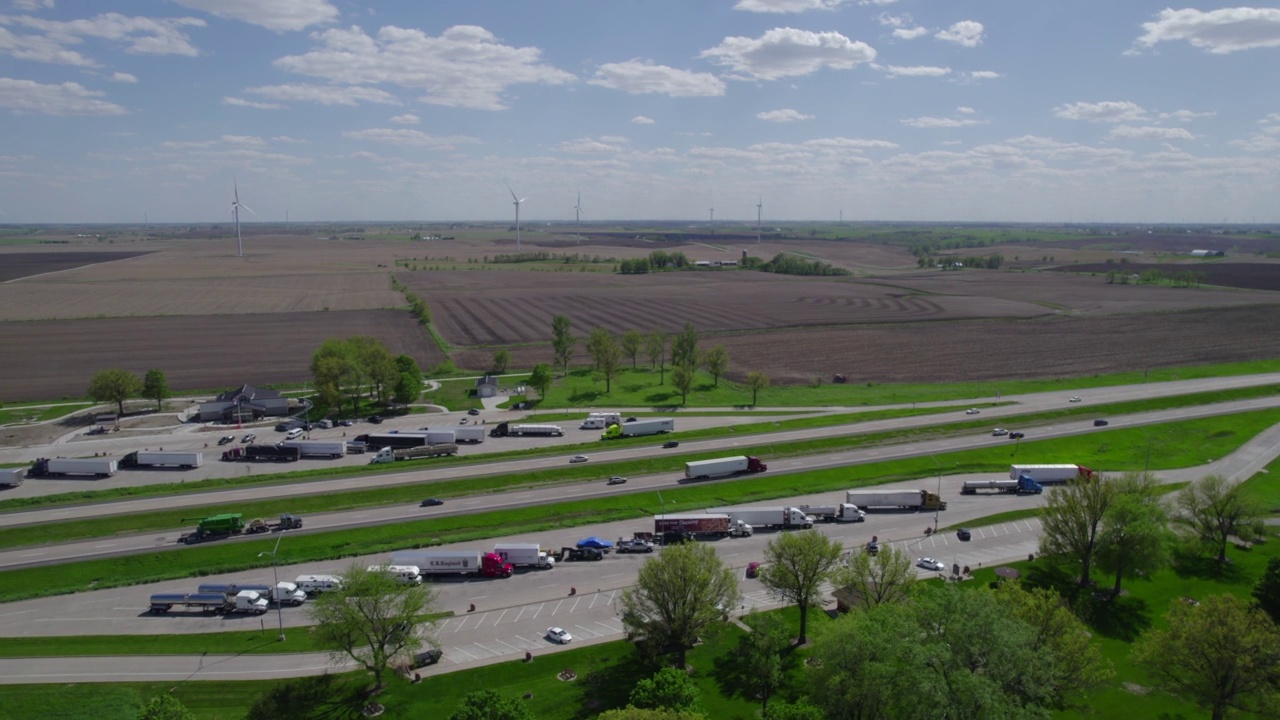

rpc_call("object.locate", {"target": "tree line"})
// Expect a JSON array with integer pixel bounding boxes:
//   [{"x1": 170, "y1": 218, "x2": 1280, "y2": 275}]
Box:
[
  {"x1": 310, "y1": 336, "x2": 423, "y2": 418},
  {"x1": 86, "y1": 367, "x2": 169, "y2": 417}
]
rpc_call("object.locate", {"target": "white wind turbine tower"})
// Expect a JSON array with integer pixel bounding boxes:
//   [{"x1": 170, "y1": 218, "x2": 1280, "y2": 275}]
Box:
[
  {"x1": 508, "y1": 184, "x2": 526, "y2": 253},
  {"x1": 230, "y1": 180, "x2": 257, "y2": 257},
  {"x1": 573, "y1": 192, "x2": 583, "y2": 242},
  {"x1": 756, "y1": 198, "x2": 763, "y2": 244}
]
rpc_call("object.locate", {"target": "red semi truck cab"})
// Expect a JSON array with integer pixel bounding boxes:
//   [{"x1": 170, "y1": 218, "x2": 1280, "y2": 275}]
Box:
[
  {"x1": 481, "y1": 553, "x2": 514, "y2": 578},
  {"x1": 746, "y1": 457, "x2": 768, "y2": 473}
]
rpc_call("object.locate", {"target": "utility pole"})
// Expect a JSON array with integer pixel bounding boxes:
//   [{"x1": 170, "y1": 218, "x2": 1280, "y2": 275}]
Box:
[{"x1": 258, "y1": 531, "x2": 288, "y2": 641}]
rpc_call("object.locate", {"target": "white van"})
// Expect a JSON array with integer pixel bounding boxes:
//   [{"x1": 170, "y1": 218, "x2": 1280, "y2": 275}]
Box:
[
  {"x1": 368, "y1": 564, "x2": 422, "y2": 584},
  {"x1": 579, "y1": 418, "x2": 606, "y2": 430},
  {"x1": 294, "y1": 574, "x2": 343, "y2": 595},
  {"x1": 285, "y1": 428, "x2": 304, "y2": 440}
]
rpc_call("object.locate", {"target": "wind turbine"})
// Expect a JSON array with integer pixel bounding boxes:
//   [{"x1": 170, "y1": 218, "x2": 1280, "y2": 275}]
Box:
[
  {"x1": 230, "y1": 180, "x2": 257, "y2": 257},
  {"x1": 507, "y1": 184, "x2": 526, "y2": 252},
  {"x1": 756, "y1": 198, "x2": 763, "y2": 244},
  {"x1": 573, "y1": 192, "x2": 583, "y2": 242}
]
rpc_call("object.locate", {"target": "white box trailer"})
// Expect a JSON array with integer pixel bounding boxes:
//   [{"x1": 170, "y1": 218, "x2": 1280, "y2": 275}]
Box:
[
  {"x1": 845, "y1": 489, "x2": 947, "y2": 511},
  {"x1": 796, "y1": 503, "x2": 866, "y2": 523},
  {"x1": 1, "y1": 468, "x2": 24, "y2": 487},
  {"x1": 120, "y1": 451, "x2": 203, "y2": 469},
  {"x1": 706, "y1": 506, "x2": 814, "y2": 529},
  {"x1": 1009, "y1": 464, "x2": 1092, "y2": 485},
  {"x1": 451, "y1": 426, "x2": 485, "y2": 444},
  {"x1": 509, "y1": 424, "x2": 563, "y2": 437},
  {"x1": 683, "y1": 456, "x2": 767, "y2": 480},
  {"x1": 493, "y1": 543, "x2": 555, "y2": 569},
  {"x1": 422, "y1": 430, "x2": 455, "y2": 445},
  {"x1": 367, "y1": 564, "x2": 422, "y2": 584},
  {"x1": 588, "y1": 412, "x2": 622, "y2": 426},
  {"x1": 603, "y1": 418, "x2": 674, "y2": 439},
  {"x1": 370, "y1": 443, "x2": 459, "y2": 464},
  {"x1": 390, "y1": 549, "x2": 513, "y2": 578},
  {"x1": 580, "y1": 418, "x2": 607, "y2": 429},
  {"x1": 280, "y1": 440, "x2": 347, "y2": 459},
  {"x1": 30, "y1": 457, "x2": 117, "y2": 478}
]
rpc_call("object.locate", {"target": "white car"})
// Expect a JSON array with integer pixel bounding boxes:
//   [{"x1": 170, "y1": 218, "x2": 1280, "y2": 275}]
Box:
[
  {"x1": 965, "y1": 408, "x2": 980, "y2": 415},
  {"x1": 991, "y1": 428, "x2": 1008, "y2": 436},
  {"x1": 569, "y1": 455, "x2": 589, "y2": 464},
  {"x1": 546, "y1": 627, "x2": 572, "y2": 644},
  {"x1": 1069, "y1": 396, "x2": 1082, "y2": 403},
  {"x1": 917, "y1": 557, "x2": 946, "y2": 572}
]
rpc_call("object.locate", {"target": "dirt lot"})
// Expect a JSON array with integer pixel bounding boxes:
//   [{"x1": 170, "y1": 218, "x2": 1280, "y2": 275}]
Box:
[
  {"x1": 0, "y1": 251, "x2": 152, "y2": 282},
  {"x1": 0, "y1": 310, "x2": 445, "y2": 402},
  {"x1": 1055, "y1": 262, "x2": 1280, "y2": 292}
]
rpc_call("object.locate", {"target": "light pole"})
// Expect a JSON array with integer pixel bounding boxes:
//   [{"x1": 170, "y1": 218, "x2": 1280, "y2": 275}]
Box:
[
  {"x1": 929, "y1": 455, "x2": 943, "y2": 533},
  {"x1": 258, "y1": 531, "x2": 288, "y2": 642}
]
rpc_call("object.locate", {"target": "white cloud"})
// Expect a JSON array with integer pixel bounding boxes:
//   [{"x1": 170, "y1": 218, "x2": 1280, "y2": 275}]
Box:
[
  {"x1": 631, "y1": 115, "x2": 655, "y2": 125},
  {"x1": 935, "y1": 20, "x2": 984, "y2": 48},
  {"x1": 159, "y1": 134, "x2": 266, "y2": 149},
  {"x1": 879, "y1": 64, "x2": 950, "y2": 77},
  {"x1": 222, "y1": 96, "x2": 280, "y2": 109},
  {"x1": 1136, "y1": 7, "x2": 1280, "y2": 54},
  {"x1": 0, "y1": 77, "x2": 125, "y2": 115},
  {"x1": 342, "y1": 128, "x2": 479, "y2": 150},
  {"x1": 389, "y1": 113, "x2": 419, "y2": 124},
  {"x1": 1054, "y1": 100, "x2": 1147, "y2": 123},
  {"x1": 892, "y1": 27, "x2": 928, "y2": 40},
  {"x1": 11, "y1": 0, "x2": 53, "y2": 10},
  {"x1": 108, "y1": 72, "x2": 136, "y2": 83},
  {"x1": 701, "y1": 27, "x2": 876, "y2": 80},
  {"x1": 901, "y1": 115, "x2": 984, "y2": 128},
  {"x1": 957, "y1": 106, "x2": 975, "y2": 114},
  {"x1": 804, "y1": 136, "x2": 898, "y2": 150},
  {"x1": 966, "y1": 70, "x2": 1001, "y2": 80},
  {"x1": 274, "y1": 25, "x2": 575, "y2": 110},
  {"x1": 733, "y1": 0, "x2": 848, "y2": 12},
  {"x1": 557, "y1": 136, "x2": 629, "y2": 154},
  {"x1": 246, "y1": 84, "x2": 399, "y2": 106},
  {"x1": 757, "y1": 108, "x2": 814, "y2": 122},
  {"x1": 588, "y1": 59, "x2": 725, "y2": 97},
  {"x1": 1160, "y1": 109, "x2": 1215, "y2": 122},
  {"x1": 271, "y1": 135, "x2": 307, "y2": 144},
  {"x1": 2, "y1": 13, "x2": 205, "y2": 57},
  {"x1": 1109, "y1": 125, "x2": 1195, "y2": 141},
  {"x1": 0, "y1": 26, "x2": 96, "y2": 65},
  {"x1": 172, "y1": 0, "x2": 338, "y2": 33}
]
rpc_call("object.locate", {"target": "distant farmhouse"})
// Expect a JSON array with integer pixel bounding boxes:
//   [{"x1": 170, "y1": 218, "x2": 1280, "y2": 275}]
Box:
[
  {"x1": 1190, "y1": 249, "x2": 1225, "y2": 257},
  {"x1": 196, "y1": 385, "x2": 296, "y2": 423}
]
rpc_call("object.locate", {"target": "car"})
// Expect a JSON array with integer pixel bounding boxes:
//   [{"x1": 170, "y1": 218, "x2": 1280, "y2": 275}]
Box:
[
  {"x1": 241, "y1": 433, "x2": 256, "y2": 443},
  {"x1": 367, "y1": 415, "x2": 383, "y2": 424},
  {"x1": 1069, "y1": 396, "x2": 1082, "y2": 403},
  {"x1": 412, "y1": 648, "x2": 443, "y2": 667},
  {"x1": 746, "y1": 561, "x2": 761, "y2": 579},
  {"x1": 274, "y1": 422, "x2": 291, "y2": 432},
  {"x1": 420, "y1": 498, "x2": 444, "y2": 507},
  {"x1": 317, "y1": 419, "x2": 333, "y2": 429},
  {"x1": 607, "y1": 475, "x2": 627, "y2": 485},
  {"x1": 217, "y1": 434, "x2": 236, "y2": 445},
  {"x1": 467, "y1": 408, "x2": 481, "y2": 416},
  {"x1": 1093, "y1": 419, "x2": 1109, "y2": 427},
  {"x1": 458, "y1": 418, "x2": 469, "y2": 425},
  {"x1": 965, "y1": 408, "x2": 980, "y2": 415},
  {"x1": 577, "y1": 536, "x2": 614, "y2": 550},
  {"x1": 546, "y1": 627, "x2": 572, "y2": 644},
  {"x1": 569, "y1": 454, "x2": 589, "y2": 464},
  {"x1": 1009, "y1": 432, "x2": 1025, "y2": 440},
  {"x1": 662, "y1": 440, "x2": 680, "y2": 449},
  {"x1": 338, "y1": 419, "x2": 354, "y2": 427},
  {"x1": 917, "y1": 557, "x2": 945, "y2": 572},
  {"x1": 956, "y1": 528, "x2": 972, "y2": 541},
  {"x1": 624, "y1": 416, "x2": 638, "y2": 423},
  {"x1": 991, "y1": 428, "x2": 1008, "y2": 436}
]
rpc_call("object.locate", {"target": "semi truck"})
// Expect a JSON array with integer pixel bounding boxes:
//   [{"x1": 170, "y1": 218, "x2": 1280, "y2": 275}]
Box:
[
  {"x1": 1009, "y1": 464, "x2": 1093, "y2": 485},
  {"x1": 450, "y1": 426, "x2": 486, "y2": 444},
  {"x1": 367, "y1": 565, "x2": 423, "y2": 584},
  {"x1": 180, "y1": 513, "x2": 246, "y2": 544},
  {"x1": 796, "y1": 503, "x2": 867, "y2": 523},
  {"x1": 221, "y1": 445, "x2": 301, "y2": 462},
  {"x1": 389, "y1": 549, "x2": 513, "y2": 578},
  {"x1": 370, "y1": 443, "x2": 459, "y2": 464},
  {"x1": 706, "y1": 506, "x2": 815, "y2": 530},
  {"x1": 683, "y1": 456, "x2": 768, "y2": 481},
  {"x1": 244, "y1": 513, "x2": 304, "y2": 533},
  {"x1": 197, "y1": 582, "x2": 308, "y2": 606},
  {"x1": 416, "y1": 430, "x2": 455, "y2": 445},
  {"x1": 601, "y1": 418, "x2": 674, "y2": 440},
  {"x1": 844, "y1": 489, "x2": 948, "y2": 511},
  {"x1": 961, "y1": 475, "x2": 1044, "y2": 495},
  {"x1": 1, "y1": 468, "x2": 24, "y2": 487},
  {"x1": 354, "y1": 432, "x2": 431, "y2": 450},
  {"x1": 148, "y1": 590, "x2": 269, "y2": 615},
  {"x1": 492, "y1": 543, "x2": 556, "y2": 569},
  {"x1": 28, "y1": 457, "x2": 117, "y2": 478},
  {"x1": 280, "y1": 440, "x2": 347, "y2": 459},
  {"x1": 488, "y1": 422, "x2": 564, "y2": 438},
  {"x1": 119, "y1": 451, "x2": 203, "y2": 469},
  {"x1": 654, "y1": 513, "x2": 753, "y2": 538}
]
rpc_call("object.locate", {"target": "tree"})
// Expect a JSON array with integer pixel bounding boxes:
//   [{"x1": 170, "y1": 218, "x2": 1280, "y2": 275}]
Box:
[
  {"x1": 1096, "y1": 472, "x2": 1173, "y2": 596},
  {"x1": 646, "y1": 332, "x2": 668, "y2": 383},
  {"x1": 621, "y1": 542, "x2": 740, "y2": 669},
  {"x1": 757, "y1": 530, "x2": 843, "y2": 645},
  {"x1": 352, "y1": 336, "x2": 397, "y2": 407},
  {"x1": 88, "y1": 368, "x2": 142, "y2": 417},
  {"x1": 671, "y1": 365, "x2": 694, "y2": 405},
  {"x1": 309, "y1": 563, "x2": 439, "y2": 692},
  {"x1": 829, "y1": 543, "x2": 916, "y2": 611},
  {"x1": 587, "y1": 328, "x2": 623, "y2": 393},
  {"x1": 138, "y1": 694, "x2": 195, "y2": 720},
  {"x1": 745, "y1": 371, "x2": 770, "y2": 407},
  {"x1": 761, "y1": 702, "x2": 825, "y2": 720},
  {"x1": 311, "y1": 338, "x2": 362, "y2": 417},
  {"x1": 1175, "y1": 474, "x2": 1264, "y2": 565},
  {"x1": 598, "y1": 709, "x2": 705, "y2": 720},
  {"x1": 1038, "y1": 473, "x2": 1116, "y2": 586},
  {"x1": 703, "y1": 345, "x2": 728, "y2": 387},
  {"x1": 630, "y1": 667, "x2": 701, "y2": 713},
  {"x1": 995, "y1": 582, "x2": 1113, "y2": 703},
  {"x1": 1133, "y1": 593, "x2": 1280, "y2": 720},
  {"x1": 551, "y1": 314, "x2": 575, "y2": 376},
  {"x1": 1254, "y1": 557, "x2": 1280, "y2": 625},
  {"x1": 392, "y1": 355, "x2": 422, "y2": 406},
  {"x1": 724, "y1": 612, "x2": 790, "y2": 711},
  {"x1": 527, "y1": 363, "x2": 553, "y2": 404},
  {"x1": 670, "y1": 322, "x2": 699, "y2": 371},
  {"x1": 492, "y1": 348, "x2": 511, "y2": 374},
  {"x1": 449, "y1": 690, "x2": 534, "y2": 720},
  {"x1": 142, "y1": 369, "x2": 169, "y2": 411},
  {"x1": 622, "y1": 329, "x2": 644, "y2": 369}
]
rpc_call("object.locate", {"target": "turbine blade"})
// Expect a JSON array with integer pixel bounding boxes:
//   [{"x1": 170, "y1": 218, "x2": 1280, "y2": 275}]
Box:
[
  {"x1": 239, "y1": 203, "x2": 258, "y2": 218},
  {"x1": 507, "y1": 184, "x2": 519, "y2": 202}
]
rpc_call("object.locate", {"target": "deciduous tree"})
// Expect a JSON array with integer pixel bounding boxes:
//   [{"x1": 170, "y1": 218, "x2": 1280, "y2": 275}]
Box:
[
  {"x1": 142, "y1": 369, "x2": 169, "y2": 412},
  {"x1": 592, "y1": 329, "x2": 623, "y2": 393},
  {"x1": 724, "y1": 612, "x2": 790, "y2": 711},
  {"x1": 830, "y1": 543, "x2": 916, "y2": 611},
  {"x1": 1133, "y1": 593, "x2": 1280, "y2": 720},
  {"x1": 622, "y1": 329, "x2": 644, "y2": 369},
  {"x1": 757, "y1": 530, "x2": 843, "y2": 645},
  {"x1": 703, "y1": 345, "x2": 728, "y2": 387},
  {"x1": 449, "y1": 690, "x2": 534, "y2": 720},
  {"x1": 392, "y1": 355, "x2": 422, "y2": 406},
  {"x1": 1253, "y1": 557, "x2": 1280, "y2": 625},
  {"x1": 597, "y1": 709, "x2": 704, "y2": 720},
  {"x1": 646, "y1": 331, "x2": 667, "y2": 383},
  {"x1": 995, "y1": 582, "x2": 1113, "y2": 703},
  {"x1": 551, "y1": 314, "x2": 575, "y2": 376},
  {"x1": 311, "y1": 338, "x2": 363, "y2": 417},
  {"x1": 138, "y1": 694, "x2": 195, "y2": 720},
  {"x1": 1175, "y1": 474, "x2": 1264, "y2": 565},
  {"x1": 491, "y1": 348, "x2": 510, "y2": 374},
  {"x1": 671, "y1": 365, "x2": 694, "y2": 405},
  {"x1": 88, "y1": 368, "x2": 142, "y2": 417},
  {"x1": 1096, "y1": 472, "x2": 1173, "y2": 596},
  {"x1": 630, "y1": 667, "x2": 701, "y2": 713},
  {"x1": 745, "y1": 371, "x2": 770, "y2": 407},
  {"x1": 527, "y1": 363, "x2": 553, "y2": 404},
  {"x1": 670, "y1": 322, "x2": 699, "y2": 371},
  {"x1": 621, "y1": 543, "x2": 739, "y2": 669},
  {"x1": 1038, "y1": 473, "x2": 1116, "y2": 586},
  {"x1": 309, "y1": 563, "x2": 440, "y2": 692}
]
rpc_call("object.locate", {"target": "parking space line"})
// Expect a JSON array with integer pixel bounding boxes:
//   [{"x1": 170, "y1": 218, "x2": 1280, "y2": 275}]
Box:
[
  {"x1": 571, "y1": 624, "x2": 598, "y2": 638},
  {"x1": 494, "y1": 639, "x2": 523, "y2": 652},
  {"x1": 452, "y1": 616, "x2": 472, "y2": 633},
  {"x1": 528, "y1": 602, "x2": 545, "y2": 619},
  {"x1": 449, "y1": 646, "x2": 480, "y2": 661},
  {"x1": 569, "y1": 597, "x2": 583, "y2": 612},
  {"x1": 494, "y1": 609, "x2": 510, "y2": 625}
]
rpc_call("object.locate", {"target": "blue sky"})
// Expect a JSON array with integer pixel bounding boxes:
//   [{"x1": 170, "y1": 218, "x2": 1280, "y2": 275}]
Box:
[{"x1": 2, "y1": 0, "x2": 1279, "y2": 224}]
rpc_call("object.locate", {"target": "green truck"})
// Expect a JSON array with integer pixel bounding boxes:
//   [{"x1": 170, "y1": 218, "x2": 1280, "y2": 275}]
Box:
[{"x1": 180, "y1": 513, "x2": 246, "y2": 544}]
